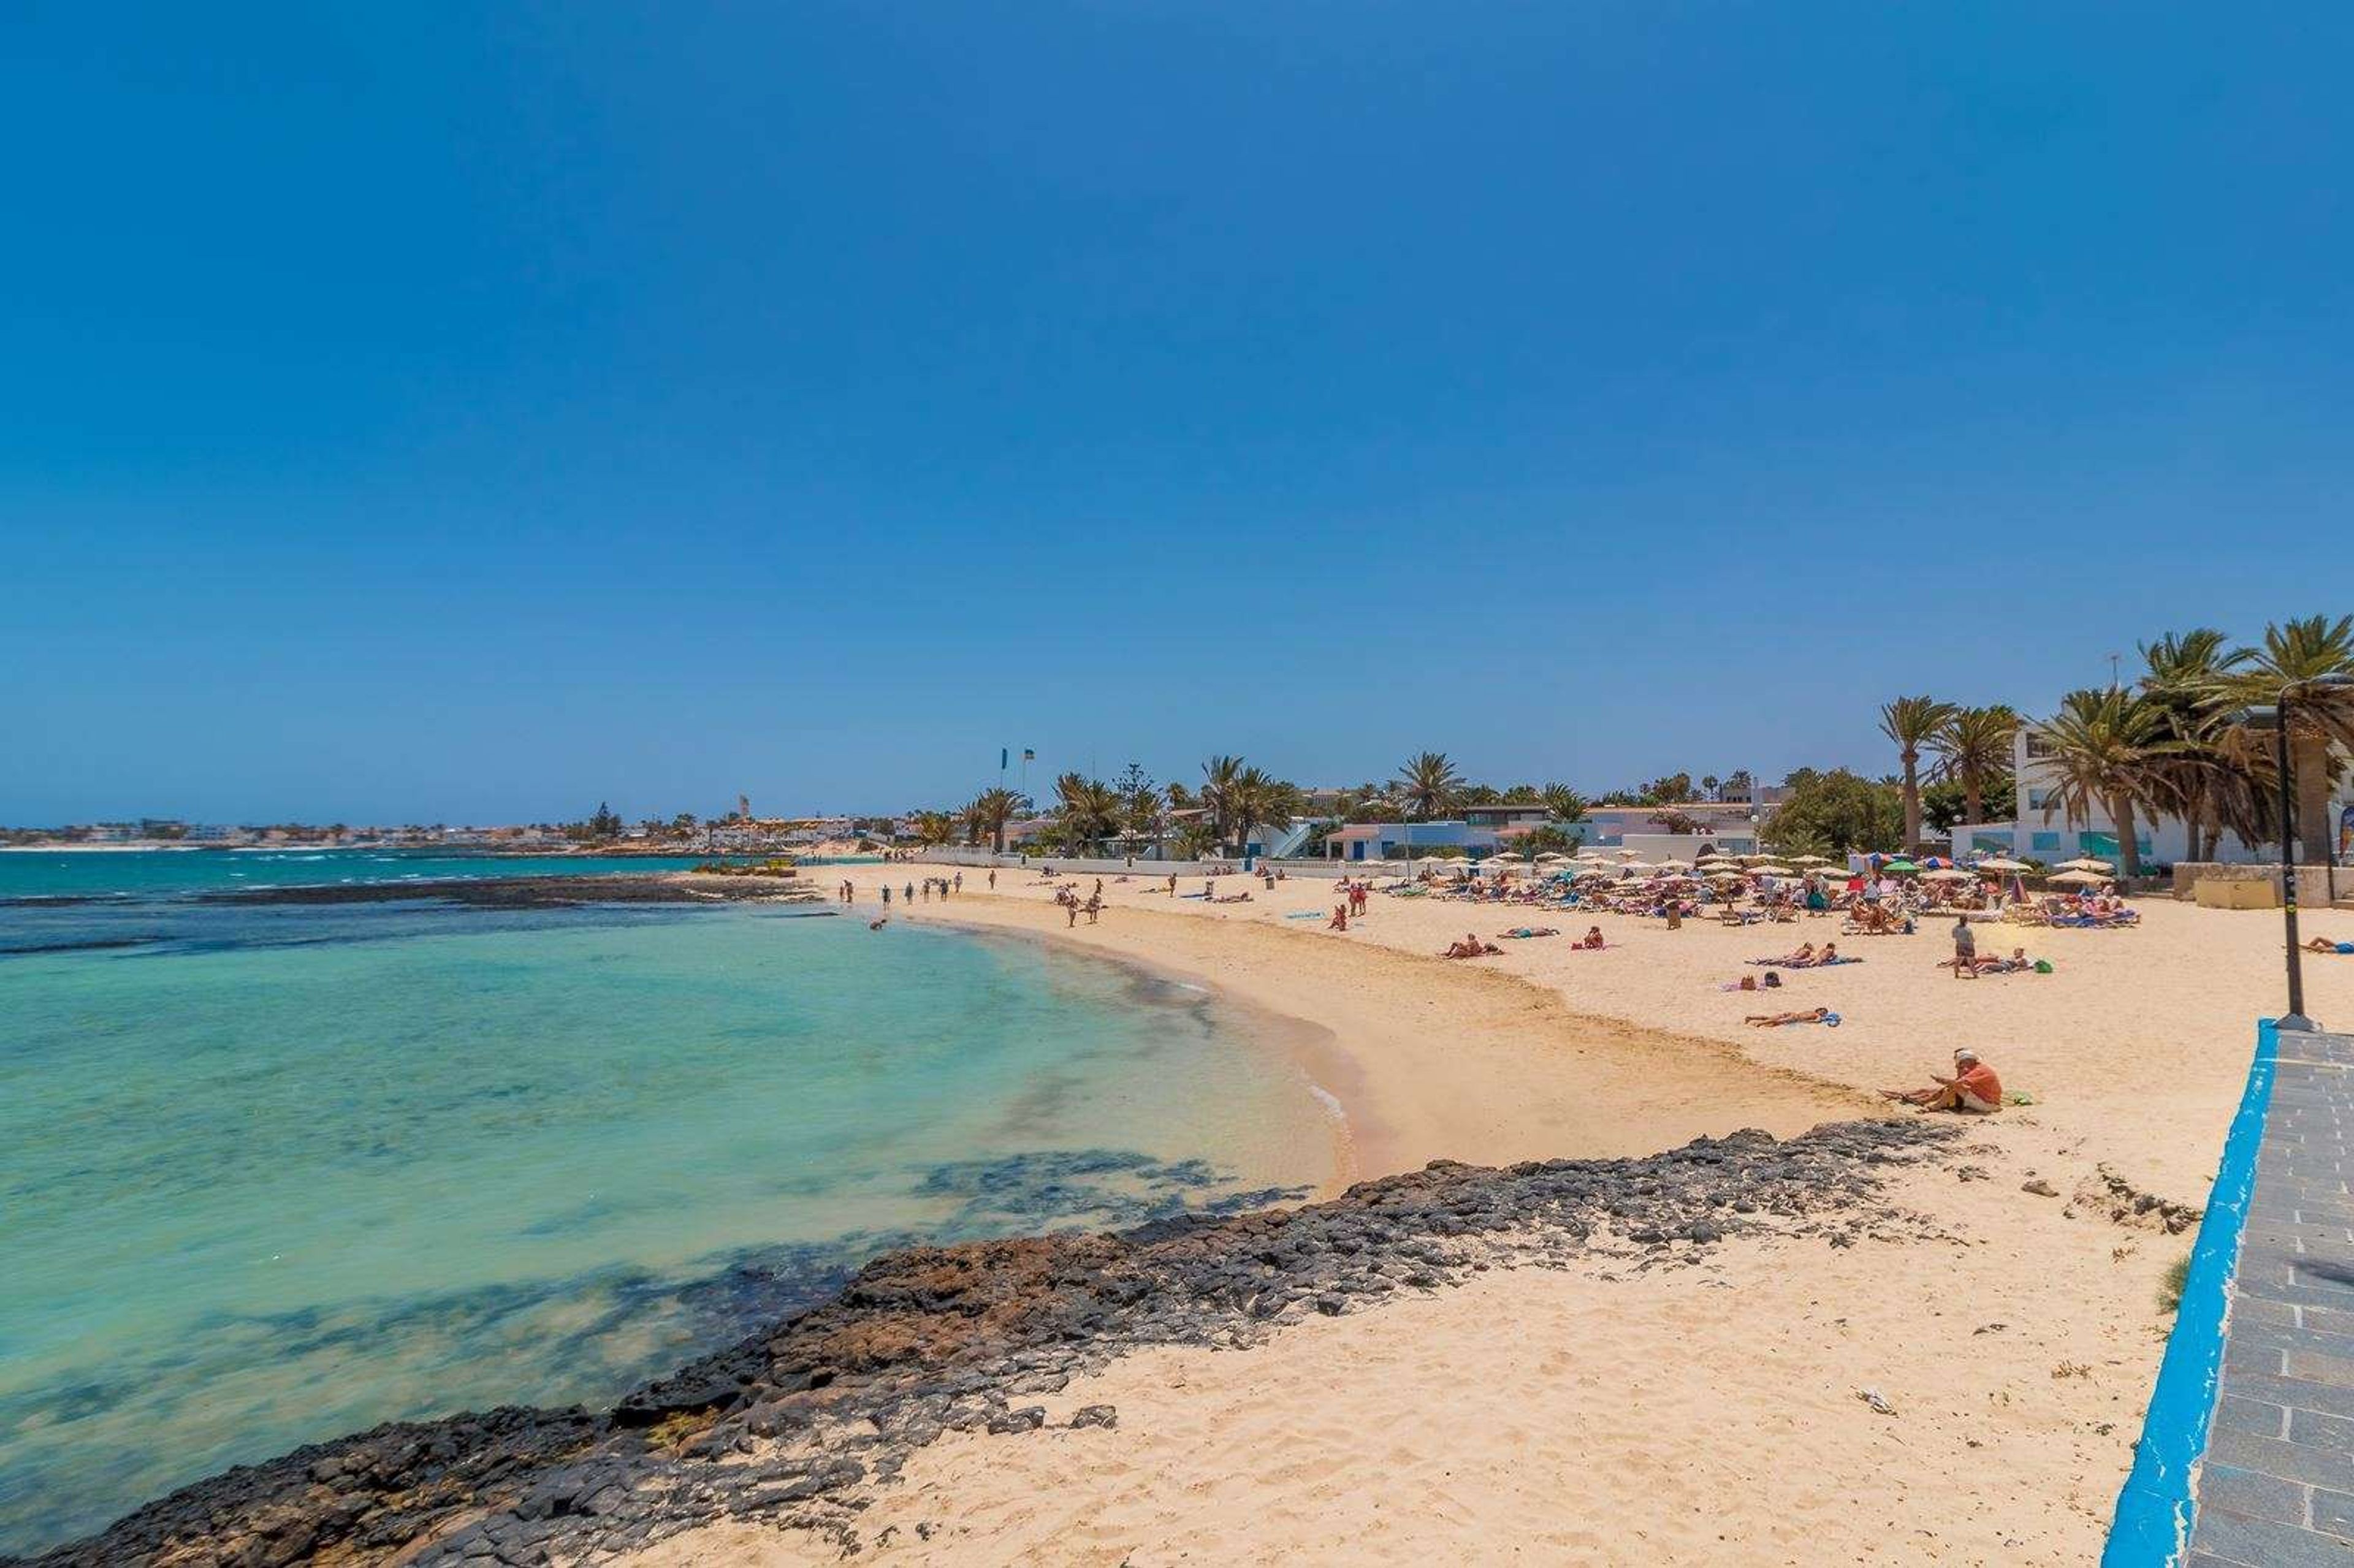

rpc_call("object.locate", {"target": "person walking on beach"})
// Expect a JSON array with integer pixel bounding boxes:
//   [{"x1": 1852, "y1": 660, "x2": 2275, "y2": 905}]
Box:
[
  {"x1": 954, "y1": 872, "x2": 963, "y2": 894},
  {"x1": 903, "y1": 881, "x2": 914, "y2": 905},
  {"x1": 881, "y1": 884, "x2": 892, "y2": 906},
  {"x1": 1949, "y1": 916, "x2": 1977, "y2": 980},
  {"x1": 988, "y1": 869, "x2": 996, "y2": 890}
]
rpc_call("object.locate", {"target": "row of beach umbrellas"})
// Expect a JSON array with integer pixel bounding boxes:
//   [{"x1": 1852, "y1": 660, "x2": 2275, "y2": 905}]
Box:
[{"x1": 1417, "y1": 848, "x2": 2114, "y2": 885}]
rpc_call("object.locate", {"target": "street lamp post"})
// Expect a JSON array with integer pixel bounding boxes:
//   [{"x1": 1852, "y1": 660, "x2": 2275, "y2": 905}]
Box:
[
  {"x1": 2244, "y1": 673, "x2": 2354, "y2": 1033},
  {"x1": 2247, "y1": 706, "x2": 2312, "y2": 1031}
]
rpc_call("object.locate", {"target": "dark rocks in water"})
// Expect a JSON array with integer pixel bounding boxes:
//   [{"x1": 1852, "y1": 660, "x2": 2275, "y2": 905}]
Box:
[
  {"x1": 18, "y1": 1405, "x2": 603, "y2": 1568},
  {"x1": 26, "y1": 1119, "x2": 1957, "y2": 1568}
]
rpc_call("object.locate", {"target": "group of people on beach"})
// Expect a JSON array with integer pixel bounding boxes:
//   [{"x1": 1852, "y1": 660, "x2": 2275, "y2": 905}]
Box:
[
  {"x1": 1054, "y1": 879, "x2": 1107, "y2": 927},
  {"x1": 864, "y1": 873, "x2": 963, "y2": 908},
  {"x1": 1327, "y1": 879, "x2": 1373, "y2": 931}
]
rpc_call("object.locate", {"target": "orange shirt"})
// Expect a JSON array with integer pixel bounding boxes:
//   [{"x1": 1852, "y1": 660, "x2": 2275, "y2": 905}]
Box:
[{"x1": 1956, "y1": 1062, "x2": 2003, "y2": 1107}]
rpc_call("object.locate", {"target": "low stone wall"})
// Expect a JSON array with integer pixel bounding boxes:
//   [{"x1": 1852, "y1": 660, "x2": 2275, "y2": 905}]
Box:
[{"x1": 2169, "y1": 862, "x2": 2348, "y2": 908}]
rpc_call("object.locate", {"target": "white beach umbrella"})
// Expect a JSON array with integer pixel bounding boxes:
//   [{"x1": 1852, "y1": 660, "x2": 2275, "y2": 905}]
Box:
[
  {"x1": 1746, "y1": 864, "x2": 1794, "y2": 877},
  {"x1": 1919, "y1": 867, "x2": 1971, "y2": 881},
  {"x1": 1789, "y1": 854, "x2": 1837, "y2": 866},
  {"x1": 1973, "y1": 858, "x2": 2029, "y2": 873},
  {"x1": 1615, "y1": 848, "x2": 1642, "y2": 859},
  {"x1": 1655, "y1": 857, "x2": 1692, "y2": 870},
  {"x1": 2056, "y1": 857, "x2": 2114, "y2": 873},
  {"x1": 1533, "y1": 852, "x2": 1571, "y2": 863},
  {"x1": 2049, "y1": 868, "x2": 2109, "y2": 885}
]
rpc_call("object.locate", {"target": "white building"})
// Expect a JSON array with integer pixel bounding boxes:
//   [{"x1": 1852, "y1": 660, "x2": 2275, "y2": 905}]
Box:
[{"x1": 1949, "y1": 726, "x2": 2352, "y2": 867}]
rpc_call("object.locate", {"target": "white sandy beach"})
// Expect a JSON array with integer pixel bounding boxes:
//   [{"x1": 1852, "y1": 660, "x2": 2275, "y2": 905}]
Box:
[{"x1": 631, "y1": 863, "x2": 2354, "y2": 1566}]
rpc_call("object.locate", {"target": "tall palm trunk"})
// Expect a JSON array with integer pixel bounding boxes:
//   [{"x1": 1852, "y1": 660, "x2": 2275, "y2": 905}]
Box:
[
  {"x1": 1962, "y1": 767, "x2": 1983, "y2": 829},
  {"x1": 2295, "y1": 732, "x2": 2333, "y2": 864},
  {"x1": 1900, "y1": 748, "x2": 1923, "y2": 854},
  {"x1": 2111, "y1": 794, "x2": 2143, "y2": 881}
]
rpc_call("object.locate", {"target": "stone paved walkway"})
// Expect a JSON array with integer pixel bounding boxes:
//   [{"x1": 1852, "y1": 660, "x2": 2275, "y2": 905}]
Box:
[{"x1": 2188, "y1": 1027, "x2": 2354, "y2": 1566}]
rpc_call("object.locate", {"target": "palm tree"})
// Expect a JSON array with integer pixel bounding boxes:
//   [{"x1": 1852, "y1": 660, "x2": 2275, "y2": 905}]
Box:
[
  {"x1": 2221, "y1": 615, "x2": 2354, "y2": 863},
  {"x1": 1227, "y1": 767, "x2": 1274, "y2": 858},
  {"x1": 1053, "y1": 773, "x2": 1120, "y2": 856},
  {"x1": 1927, "y1": 704, "x2": 2021, "y2": 829},
  {"x1": 1878, "y1": 696, "x2": 1959, "y2": 854},
  {"x1": 910, "y1": 810, "x2": 958, "y2": 848},
  {"x1": 1200, "y1": 755, "x2": 1247, "y2": 853},
  {"x1": 967, "y1": 786, "x2": 1022, "y2": 853},
  {"x1": 1541, "y1": 783, "x2": 1588, "y2": 826},
  {"x1": 2035, "y1": 687, "x2": 2172, "y2": 880},
  {"x1": 2139, "y1": 629, "x2": 2258, "y2": 862},
  {"x1": 1395, "y1": 751, "x2": 1464, "y2": 821}
]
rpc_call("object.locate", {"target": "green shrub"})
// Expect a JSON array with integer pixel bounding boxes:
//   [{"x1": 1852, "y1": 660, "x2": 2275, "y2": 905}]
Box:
[{"x1": 2158, "y1": 1254, "x2": 2192, "y2": 1315}]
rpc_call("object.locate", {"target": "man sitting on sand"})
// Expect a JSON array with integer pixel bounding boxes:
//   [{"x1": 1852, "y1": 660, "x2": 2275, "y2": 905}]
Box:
[
  {"x1": 1745, "y1": 1006, "x2": 1832, "y2": 1027},
  {"x1": 1882, "y1": 1049, "x2": 2003, "y2": 1112},
  {"x1": 1580, "y1": 926, "x2": 1605, "y2": 949},
  {"x1": 1442, "y1": 932, "x2": 1503, "y2": 959}
]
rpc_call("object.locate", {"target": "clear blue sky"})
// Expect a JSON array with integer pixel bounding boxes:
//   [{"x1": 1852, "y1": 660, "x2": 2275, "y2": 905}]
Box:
[{"x1": 5, "y1": 4, "x2": 2348, "y2": 824}]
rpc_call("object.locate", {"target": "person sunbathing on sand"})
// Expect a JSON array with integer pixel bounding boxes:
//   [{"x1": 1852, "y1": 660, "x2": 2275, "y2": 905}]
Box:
[
  {"x1": 1497, "y1": 926, "x2": 1559, "y2": 939},
  {"x1": 1722, "y1": 971, "x2": 1784, "y2": 992},
  {"x1": 1881, "y1": 1049, "x2": 2003, "y2": 1112},
  {"x1": 1745, "y1": 1006, "x2": 1831, "y2": 1027},
  {"x1": 2303, "y1": 937, "x2": 2354, "y2": 954},
  {"x1": 1770, "y1": 942, "x2": 1817, "y2": 967}
]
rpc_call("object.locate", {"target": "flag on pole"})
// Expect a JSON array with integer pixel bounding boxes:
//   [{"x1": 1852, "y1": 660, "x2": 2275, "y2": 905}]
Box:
[{"x1": 1000, "y1": 748, "x2": 1008, "y2": 770}]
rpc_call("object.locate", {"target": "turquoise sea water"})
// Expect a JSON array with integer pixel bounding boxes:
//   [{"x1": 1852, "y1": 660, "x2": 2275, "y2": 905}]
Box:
[
  {"x1": 0, "y1": 847, "x2": 745, "y2": 901},
  {"x1": 0, "y1": 856, "x2": 1331, "y2": 1554}
]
